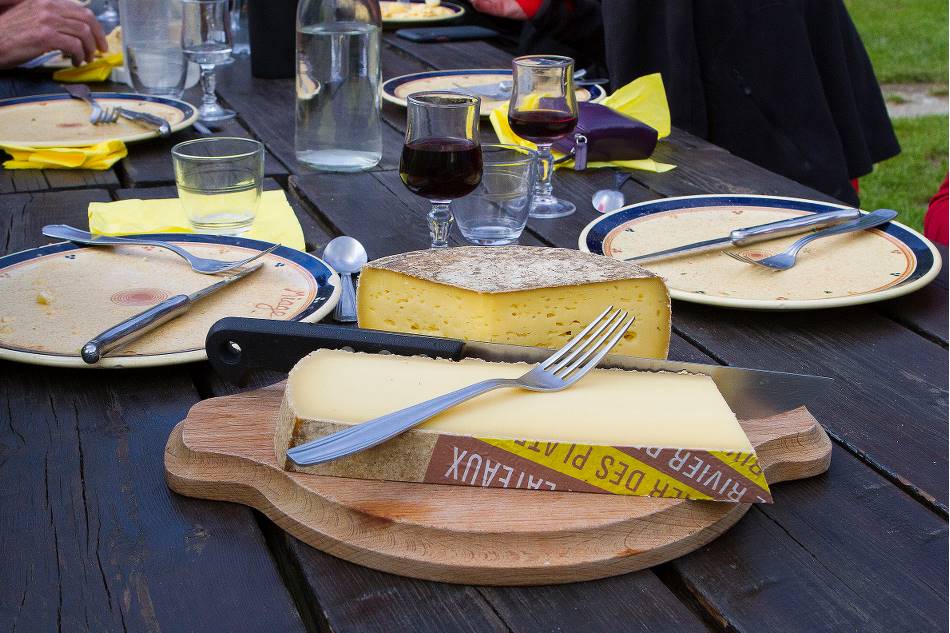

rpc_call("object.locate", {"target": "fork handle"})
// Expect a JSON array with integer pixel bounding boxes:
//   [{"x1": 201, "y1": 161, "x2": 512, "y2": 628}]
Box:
[
  {"x1": 287, "y1": 378, "x2": 515, "y2": 466},
  {"x1": 43, "y1": 224, "x2": 178, "y2": 250},
  {"x1": 786, "y1": 208, "x2": 898, "y2": 252}
]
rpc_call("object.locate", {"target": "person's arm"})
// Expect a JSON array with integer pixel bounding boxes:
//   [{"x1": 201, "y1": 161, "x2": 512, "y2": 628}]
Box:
[{"x1": 0, "y1": 0, "x2": 107, "y2": 69}]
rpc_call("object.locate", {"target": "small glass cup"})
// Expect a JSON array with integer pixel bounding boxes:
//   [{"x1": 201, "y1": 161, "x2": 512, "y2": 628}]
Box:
[
  {"x1": 454, "y1": 144, "x2": 537, "y2": 245},
  {"x1": 172, "y1": 137, "x2": 264, "y2": 235}
]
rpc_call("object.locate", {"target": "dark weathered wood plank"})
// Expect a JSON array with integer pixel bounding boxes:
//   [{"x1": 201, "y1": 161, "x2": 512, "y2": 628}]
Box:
[
  {"x1": 0, "y1": 189, "x2": 307, "y2": 633},
  {"x1": 384, "y1": 34, "x2": 513, "y2": 70},
  {"x1": 667, "y1": 446, "x2": 948, "y2": 633},
  {"x1": 876, "y1": 244, "x2": 948, "y2": 347}
]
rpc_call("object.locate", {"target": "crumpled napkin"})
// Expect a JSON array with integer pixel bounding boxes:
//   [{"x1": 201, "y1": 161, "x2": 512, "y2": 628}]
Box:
[
  {"x1": 1, "y1": 139, "x2": 127, "y2": 170},
  {"x1": 489, "y1": 73, "x2": 676, "y2": 173},
  {"x1": 52, "y1": 50, "x2": 124, "y2": 83},
  {"x1": 88, "y1": 189, "x2": 307, "y2": 251}
]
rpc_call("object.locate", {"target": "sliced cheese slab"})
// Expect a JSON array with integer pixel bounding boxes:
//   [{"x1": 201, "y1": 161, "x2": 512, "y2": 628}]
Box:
[
  {"x1": 356, "y1": 246, "x2": 672, "y2": 359},
  {"x1": 276, "y1": 349, "x2": 772, "y2": 503}
]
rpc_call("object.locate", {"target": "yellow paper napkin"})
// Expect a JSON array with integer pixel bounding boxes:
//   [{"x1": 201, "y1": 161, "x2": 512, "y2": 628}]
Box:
[
  {"x1": 52, "y1": 51, "x2": 124, "y2": 83},
  {"x1": 88, "y1": 189, "x2": 307, "y2": 251},
  {"x1": 489, "y1": 73, "x2": 676, "y2": 173},
  {"x1": 2, "y1": 139, "x2": 127, "y2": 170}
]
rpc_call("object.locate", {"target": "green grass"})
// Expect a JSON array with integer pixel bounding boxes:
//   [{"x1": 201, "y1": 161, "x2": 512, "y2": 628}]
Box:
[
  {"x1": 845, "y1": 0, "x2": 948, "y2": 84},
  {"x1": 858, "y1": 115, "x2": 948, "y2": 231}
]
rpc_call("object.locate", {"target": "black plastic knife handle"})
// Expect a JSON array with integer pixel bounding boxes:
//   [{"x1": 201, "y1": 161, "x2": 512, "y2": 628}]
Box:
[{"x1": 205, "y1": 317, "x2": 467, "y2": 385}]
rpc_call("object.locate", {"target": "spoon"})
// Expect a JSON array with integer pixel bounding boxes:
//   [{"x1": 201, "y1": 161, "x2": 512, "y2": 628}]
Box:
[
  {"x1": 592, "y1": 172, "x2": 633, "y2": 214},
  {"x1": 322, "y1": 236, "x2": 368, "y2": 323}
]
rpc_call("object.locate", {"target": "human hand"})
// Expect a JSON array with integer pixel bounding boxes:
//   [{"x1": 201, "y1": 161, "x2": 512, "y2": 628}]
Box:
[
  {"x1": 469, "y1": 0, "x2": 528, "y2": 20},
  {"x1": 0, "y1": 0, "x2": 108, "y2": 69}
]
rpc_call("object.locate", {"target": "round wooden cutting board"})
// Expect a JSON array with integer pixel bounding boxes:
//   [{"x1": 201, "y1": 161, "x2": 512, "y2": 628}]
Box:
[{"x1": 164, "y1": 382, "x2": 831, "y2": 586}]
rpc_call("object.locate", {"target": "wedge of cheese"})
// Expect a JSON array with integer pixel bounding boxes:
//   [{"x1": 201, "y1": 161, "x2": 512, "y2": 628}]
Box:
[
  {"x1": 356, "y1": 246, "x2": 671, "y2": 359},
  {"x1": 276, "y1": 349, "x2": 772, "y2": 503}
]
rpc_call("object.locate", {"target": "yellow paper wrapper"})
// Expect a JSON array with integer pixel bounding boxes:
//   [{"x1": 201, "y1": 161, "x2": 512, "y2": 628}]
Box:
[
  {"x1": 88, "y1": 189, "x2": 307, "y2": 251},
  {"x1": 489, "y1": 73, "x2": 676, "y2": 173},
  {"x1": 2, "y1": 140, "x2": 127, "y2": 170}
]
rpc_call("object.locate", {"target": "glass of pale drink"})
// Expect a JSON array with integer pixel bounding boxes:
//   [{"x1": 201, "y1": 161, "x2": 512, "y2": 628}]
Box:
[{"x1": 172, "y1": 137, "x2": 264, "y2": 235}]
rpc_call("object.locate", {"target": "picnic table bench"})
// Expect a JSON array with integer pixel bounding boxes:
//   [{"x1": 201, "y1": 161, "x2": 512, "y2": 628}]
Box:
[{"x1": 1, "y1": 28, "x2": 947, "y2": 633}]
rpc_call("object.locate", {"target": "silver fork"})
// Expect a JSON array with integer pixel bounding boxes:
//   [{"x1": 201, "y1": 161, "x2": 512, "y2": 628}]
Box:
[
  {"x1": 287, "y1": 306, "x2": 635, "y2": 466},
  {"x1": 63, "y1": 84, "x2": 115, "y2": 125},
  {"x1": 726, "y1": 209, "x2": 898, "y2": 271},
  {"x1": 42, "y1": 224, "x2": 279, "y2": 275},
  {"x1": 97, "y1": 105, "x2": 119, "y2": 124}
]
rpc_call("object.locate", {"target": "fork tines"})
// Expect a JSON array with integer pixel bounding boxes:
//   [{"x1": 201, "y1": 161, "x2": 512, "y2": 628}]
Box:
[
  {"x1": 725, "y1": 251, "x2": 758, "y2": 265},
  {"x1": 541, "y1": 306, "x2": 635, "y2": 381}
]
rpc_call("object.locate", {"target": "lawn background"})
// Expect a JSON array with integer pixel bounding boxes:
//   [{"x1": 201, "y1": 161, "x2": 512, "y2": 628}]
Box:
[{"x1": 845, "y1": 0, "x2": 948, "y2": 231}]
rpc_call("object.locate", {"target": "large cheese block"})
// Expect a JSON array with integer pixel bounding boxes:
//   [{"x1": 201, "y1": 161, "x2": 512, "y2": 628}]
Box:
[
  {"x1": 356, "y1": 246, "x2": 671, "y2": 359},
  {"x1": 276, "y1": 349, "x2": 772, "y2": 503}
]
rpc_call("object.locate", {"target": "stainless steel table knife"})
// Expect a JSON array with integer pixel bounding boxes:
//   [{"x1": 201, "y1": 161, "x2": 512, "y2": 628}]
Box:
[
  {"x1": 204, "y1": 318, "x2": 832, "y2": 419},
  {"x1": 625, "y1": 208, "x2": 861, "y2": 264},
  {"x1": 116, "y1": 107, "x2": 172, "y2": 137},
  {"x1": 81, "y1": 264, "x2": 262, "y2": 364}
]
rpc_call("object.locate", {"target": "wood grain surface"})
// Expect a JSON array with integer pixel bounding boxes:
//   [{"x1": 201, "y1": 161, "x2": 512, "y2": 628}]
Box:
[{"x1": 165, "y1": 381, "x2": 831, "y2": 585}]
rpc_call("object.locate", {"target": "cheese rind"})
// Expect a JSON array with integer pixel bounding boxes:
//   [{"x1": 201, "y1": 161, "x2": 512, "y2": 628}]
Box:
[
  {"x1": 276, "y1": 349, "x2": 772, "y2": 502},
  {"x1": 356, "y1": 246, "x2": 672, "y2": 359}
]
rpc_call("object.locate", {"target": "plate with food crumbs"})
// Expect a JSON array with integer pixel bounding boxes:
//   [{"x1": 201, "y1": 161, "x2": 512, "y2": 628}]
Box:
[
  {"x1": 380, "y1": 1, "x2": 464, "y2": 25},
  {"x1": 579, "y1": 194, "x2": 942, "y2": 310},
  {"x1": 0, "y1": 92, "x2": 197, "y2": 147},
  {"x1": 383, "y1": 69, "x2": 605, "y2": 116},
  {"x1": 0, "y1": 234, "x2": 340, "y2": 368}
]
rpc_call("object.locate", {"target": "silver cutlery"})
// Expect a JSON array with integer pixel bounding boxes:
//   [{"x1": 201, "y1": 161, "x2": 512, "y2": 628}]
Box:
[
  {"x1": 63, "y1": 84, "x2": 113, "y2": 125},
  {"x1": 287, "y1": 306, "x2": 634, "y2": 466},
  {"x1": 100, "y1": 106, "x2": 172, "y2": 136},
  {"x1": 42, "y1": 224, "x2": 279, "y2": 275},
  {"x1": 726, "y1": 208, "x2": 898, "y2": 270},
  {"x1": 81, "y1": 263, "x2": 263, "y2": 364},
  {"x1": 592, "y1": 172, "x2": 633, "y2": 213},
  {"x1": 624, "y1": 208, "x2": 863, "y2": 264},
  {"x1": 321, "y1": 236, "x2": 368, "y2": 323}
]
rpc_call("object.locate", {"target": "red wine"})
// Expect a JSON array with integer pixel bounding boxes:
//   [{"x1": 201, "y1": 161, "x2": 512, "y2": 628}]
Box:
[
  {"x1": 400, "y1": 138, "x2": 483, "y2": 200},
  {"x1": 508, "y1": 109, "x2": 578, "y2": 143}
]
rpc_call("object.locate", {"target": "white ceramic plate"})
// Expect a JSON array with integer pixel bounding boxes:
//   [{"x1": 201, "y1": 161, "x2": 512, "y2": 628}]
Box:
[
  {"x1": 0, "y1": 92, "x2": 198, "y2": 147},
  {"x1": 0, "y1": 234, "x2": 340, "y2": 368},
  {"x1": 579, "y1": 194, "x2": 942, "y2": 310}
]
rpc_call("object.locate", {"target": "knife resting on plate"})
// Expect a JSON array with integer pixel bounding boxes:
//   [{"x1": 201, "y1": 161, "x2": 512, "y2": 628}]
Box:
[{"x1": 205, "y1": 318, "x2": 832, "y2": 420}]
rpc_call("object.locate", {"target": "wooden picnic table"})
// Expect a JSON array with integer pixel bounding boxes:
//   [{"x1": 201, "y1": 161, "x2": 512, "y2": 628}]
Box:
[{"x1": 1, "y1": 29, "x2": 947, "y2": 633}]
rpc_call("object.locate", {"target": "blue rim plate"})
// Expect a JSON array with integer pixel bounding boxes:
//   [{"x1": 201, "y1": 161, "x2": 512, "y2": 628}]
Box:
[
  {"x1": 382, "y1": 69, "x2": 606, "y2": 116},
  {"x1": 381, "y1": 1, "x2": 465, "y2": 25},
  {"x1": 579, "y1": 194, "x2": 943, "y2": 311},
  {"x1": 0, "y1": 92, "x2": 198, "y2": 147},
  {"x1": 0, "y1": 234, "x2": 340, "y2": 368}
]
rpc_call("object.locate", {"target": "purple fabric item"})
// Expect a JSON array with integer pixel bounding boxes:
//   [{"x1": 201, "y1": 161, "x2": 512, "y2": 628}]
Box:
[{"x1": 551, "y1": 102, "x2": 658, "y2": 163}]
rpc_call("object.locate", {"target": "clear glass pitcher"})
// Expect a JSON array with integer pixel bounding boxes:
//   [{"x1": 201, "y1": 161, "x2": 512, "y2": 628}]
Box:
[{"x1": 295, "y1": 0, "x2": 383, "y2": 172}]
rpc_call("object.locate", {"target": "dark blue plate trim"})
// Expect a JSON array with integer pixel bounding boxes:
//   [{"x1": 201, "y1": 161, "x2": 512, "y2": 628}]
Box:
[
  {"x1": 584, "y1": 195, "x2": 935, "y2": 287},
  {"x1": 0, "y1": 92, "x2": 196, "y2": 120},
  {"x1": 383, "y1": 69, "x2": 607, "y2": 103},
  {"x1": 0, "y1": 233, "x2": 335, "y2": 321}
]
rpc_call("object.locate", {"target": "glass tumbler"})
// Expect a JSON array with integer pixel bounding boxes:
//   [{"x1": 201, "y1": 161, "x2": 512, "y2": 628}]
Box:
[
  {"x1": 453, "y1": 144, "x2": 537, "y2": 245},
  {"x1": 172, "y1": 137, "x2": 264, "y2": 235}
]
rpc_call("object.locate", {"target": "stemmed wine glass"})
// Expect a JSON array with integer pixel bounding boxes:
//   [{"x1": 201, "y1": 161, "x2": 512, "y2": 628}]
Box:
[
  {"x1": 399, "y1": 92, "x2": 483, "y2": 248},
  {"x1": 181, "y1": 0, "x2": 236, "y2": 123},
  {"x1": 97, "y1": 0, "x2": 119, "y2": 30},
  {"x1": 508, "y1": 55, "x2": 578, "y2": 219}
]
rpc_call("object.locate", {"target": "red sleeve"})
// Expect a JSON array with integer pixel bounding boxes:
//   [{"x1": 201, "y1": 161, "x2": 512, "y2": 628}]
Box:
[
  {"x1": 515, "y1": 0, "x2": 543, "y2": 18},
  {"x1": 924, "y1": 174, "x2": 949, "y2": 246}
]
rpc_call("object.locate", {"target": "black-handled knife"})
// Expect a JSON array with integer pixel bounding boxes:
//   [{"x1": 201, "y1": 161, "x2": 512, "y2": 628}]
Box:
[{"x1": 204, "y1": 317, "x2": 832, "y2": 419}]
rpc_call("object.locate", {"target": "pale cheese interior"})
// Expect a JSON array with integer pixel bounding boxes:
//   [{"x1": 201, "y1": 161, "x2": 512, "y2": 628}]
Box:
[
  {"x1": 357, "y1": 269, "x2": 672, "y2": 359},
  {"x1": 287, "y1": 349, "x2": 754, "y2": 452}
]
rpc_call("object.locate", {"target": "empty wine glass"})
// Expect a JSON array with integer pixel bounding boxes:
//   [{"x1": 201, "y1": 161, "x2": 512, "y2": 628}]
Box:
[
  {"x1": 181, "y1": 0, "x2": 236, "y2": 123},
  {"x1": 508, "y1": 55, "x2": 578, "y2": 219},
  {"x1": 399, "y1": 92, "x2": 483, "y2": 248}
]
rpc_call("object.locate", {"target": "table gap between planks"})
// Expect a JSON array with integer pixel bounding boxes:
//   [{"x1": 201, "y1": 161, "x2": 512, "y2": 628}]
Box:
[{"x1": 0, "y1": 28, "x2": 946, "y2": 633}]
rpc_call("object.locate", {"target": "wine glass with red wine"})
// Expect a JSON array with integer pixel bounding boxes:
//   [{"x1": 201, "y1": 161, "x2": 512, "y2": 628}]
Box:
[
  {"x1": 400, "y1": 92, "x2": 483, "y2": 248},
  {"x1": 508, "y1": 55, "x2": 578, "y2": 219}
]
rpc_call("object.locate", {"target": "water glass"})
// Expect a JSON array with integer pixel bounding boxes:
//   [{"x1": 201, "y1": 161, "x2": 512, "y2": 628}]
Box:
[
  {"x1": 172, "y1": 137, "x2": 264, "y2": 235},
  {"x1": 119, "y1": 0, "x2": 187, "y2": 97},
  {"x1": 454, "y1": 144, "x2": 537, "y2": 246}
]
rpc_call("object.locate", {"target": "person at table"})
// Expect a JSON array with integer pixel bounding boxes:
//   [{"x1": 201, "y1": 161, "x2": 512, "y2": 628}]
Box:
[
  {"x1": 0, "y1": 0, "x2": 107, "y2": 69},
  {"x1": 470, "y1": 0, "x2": 899, "y2": 207}
]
